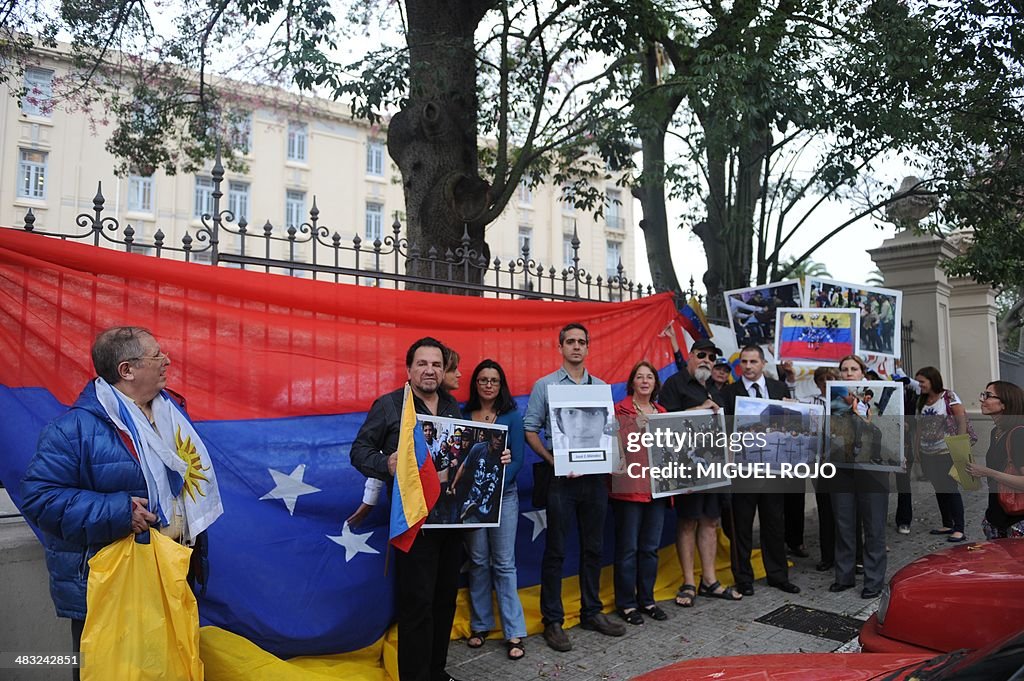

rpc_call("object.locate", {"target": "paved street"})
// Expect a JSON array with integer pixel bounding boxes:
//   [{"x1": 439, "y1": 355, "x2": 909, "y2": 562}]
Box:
[{"x1": 446, "y1": 487, "x2": 989, "y2": 681}]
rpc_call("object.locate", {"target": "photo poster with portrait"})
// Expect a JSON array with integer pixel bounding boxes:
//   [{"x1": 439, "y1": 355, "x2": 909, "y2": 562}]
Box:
[
  {"x1": 825, "y1": 380, "x2": 905, "y2": 472},
  {"x1": 645, "y1": 409, "x2": 730, "y2": 499},
  {"x1": 733, "y1": 397, "x2": 824, "y2": 473},
  {"x1": 803, "y1": 276, "x2": 903, "y2": 360},
  {"x1": 421, "y1": 415, "x2": 507, "y2": 529},
  {"x1": 774, "y1": 308, "x2": 861, "y2": 366},
  {"x1": 723, "y1": 280, "x2": 803, "y2": 352},
  {"x1": 548, "y1": 384, "x2": 616, "y2": 477}
]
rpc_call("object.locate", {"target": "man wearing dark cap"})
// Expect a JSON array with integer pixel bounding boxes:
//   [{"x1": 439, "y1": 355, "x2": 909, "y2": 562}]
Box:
[{"x1": 659, "y1": 339, "x2": 742, "y2": 606}]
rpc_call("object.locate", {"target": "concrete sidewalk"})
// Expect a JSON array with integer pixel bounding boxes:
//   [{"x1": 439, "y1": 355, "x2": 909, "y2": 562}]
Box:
[{"x1": 445, "y1": 489, "x2": 989, "y2": 681}]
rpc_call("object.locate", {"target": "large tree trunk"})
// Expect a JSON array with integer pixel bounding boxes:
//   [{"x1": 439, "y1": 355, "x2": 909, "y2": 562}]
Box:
[{"x1": 388, "y1": 1, "x2": 496, "y2": 290}]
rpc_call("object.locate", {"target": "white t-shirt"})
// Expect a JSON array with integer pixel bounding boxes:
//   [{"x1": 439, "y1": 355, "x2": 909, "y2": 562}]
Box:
[{"x1": 919, "y1": 390, "x2": 961, "y2": 453}]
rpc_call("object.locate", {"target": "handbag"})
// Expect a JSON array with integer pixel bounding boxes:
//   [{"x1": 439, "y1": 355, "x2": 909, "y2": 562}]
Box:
[
  {"x1": 532, "y1": 461, "x2": 553, "y2": 509},
  {"x1": 998, "y1": 426, "x2": 1024, "y2": 515},
  {"x1": 942, "y1": 391, "x2": 978, "y2": 445}
]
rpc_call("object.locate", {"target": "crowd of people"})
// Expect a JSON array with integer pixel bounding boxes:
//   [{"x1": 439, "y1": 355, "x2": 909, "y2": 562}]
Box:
[{"x1": 17, "y1": 323, "x2": 1024, "y2": 681}]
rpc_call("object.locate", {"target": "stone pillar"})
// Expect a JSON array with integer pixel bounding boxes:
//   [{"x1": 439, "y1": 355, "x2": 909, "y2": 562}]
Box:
[
  {"x1": 947, "y1": 276, "x2": 1000, "y2": 412},
  {"x1": 868, "y1": 230, "x2": 959, "y2": 379}
]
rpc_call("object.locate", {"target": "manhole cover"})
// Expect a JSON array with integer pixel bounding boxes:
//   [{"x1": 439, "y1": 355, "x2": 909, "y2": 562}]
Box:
[{"x1": 755, "y1": 604, "x2": 865, "y2": 642}]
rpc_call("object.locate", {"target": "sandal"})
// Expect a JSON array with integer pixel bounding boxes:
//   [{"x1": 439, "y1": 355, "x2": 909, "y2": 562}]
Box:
[
  {"x1": 642, "y1": 605, "x2": 668, "y2": 621},
  {"x1": 467, "y1": 631, "x2": 488, "y2": 649},
  {"x1": 618, "y1": 607, "x2": 644, "y2": 625},
  {"x1": 675, "y1": 584, "x2": 696, "y2": 608},
  {"x1": 506, "y1": 638, "x2": 525, "y2": 660},
  {"x1": 698, "y1": 580, "x2": 742, "y2": 601}
]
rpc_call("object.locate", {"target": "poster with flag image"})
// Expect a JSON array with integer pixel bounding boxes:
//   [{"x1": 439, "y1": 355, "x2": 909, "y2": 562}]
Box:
[
  {"x1": 723, "y1": 280, "x2": 802, "y2": 350},
  {"x1": 774, "y1": 307, "x2": 860, "y2": 365},
  {"x1": 422, "y1": 415, "x2": 507, "y2": 528}
]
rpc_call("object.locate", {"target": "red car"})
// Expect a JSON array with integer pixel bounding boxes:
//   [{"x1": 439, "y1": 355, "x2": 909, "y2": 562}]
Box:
[
  {"x1": 859, "y1": 539, "x2": 1024, "y2": 654},
  {"x1": 633, "y1": 628, "x2": 1024, "y2": 680}
]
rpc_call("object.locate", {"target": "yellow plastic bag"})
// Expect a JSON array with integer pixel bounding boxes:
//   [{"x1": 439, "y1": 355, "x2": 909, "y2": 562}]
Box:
[{"x1": 81, "y1": 531, "x2": 203, "y2": 681}]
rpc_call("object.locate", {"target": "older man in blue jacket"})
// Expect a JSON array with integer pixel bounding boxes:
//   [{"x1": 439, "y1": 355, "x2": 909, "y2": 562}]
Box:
[{"x1": 21, "y1": 326, "x2": 219, "y2": 681}]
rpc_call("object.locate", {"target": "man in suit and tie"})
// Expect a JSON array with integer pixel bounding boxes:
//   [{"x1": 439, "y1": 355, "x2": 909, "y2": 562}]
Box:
[{"x1": 722, "y1": 345, "x2": 800, "y2": 596}]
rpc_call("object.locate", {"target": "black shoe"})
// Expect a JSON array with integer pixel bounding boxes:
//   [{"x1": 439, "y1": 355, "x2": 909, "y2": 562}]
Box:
[
  {"x1": 768, "y1": 580, "x2": 801, "y2": 594},
  {"x1": 855, "y1": 563, "x2": 865, "y2": 575},
  {"x1": 641, "y1": 605, "x2": 669, "y2": 621},
  {"x1": 436, "y1": 675, "x2": 465, "y2": 681},
  {"x1": 787, "y1": 545, "x2": 810, "y2": 558},
  {"x1": 543, "y1": 623, "x2": 572, "y2": 652},
  {"x1": 617, "y1": 608, "x2": 643, "y2": 626},
  {"x1": 815, "y1": 561, "x2": 834, "y2": 572},
  {"x1": 737, "y1": 582, "x2": 755, "y2": 596},
  {"x1": 829, "y1": 582, "x2": 855, "y2": 593},
  {"x1": 580, "y1": 613, "x2": 626, "y2": 637},
  {"x1": 929, "y1": 528, "x2": 954, "y2": 535},
  {"x1": 861, "y1": 588, "x2": 881, "y2": 599}
]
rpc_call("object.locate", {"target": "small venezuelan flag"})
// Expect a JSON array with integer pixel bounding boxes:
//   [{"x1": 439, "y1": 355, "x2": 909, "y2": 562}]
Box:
[
  {"x1": 389, "y1": 384, "x2": 440, "y2": 552},
  {"x1": 679, "y1": 297, "x2": 713, "y2": 341}
]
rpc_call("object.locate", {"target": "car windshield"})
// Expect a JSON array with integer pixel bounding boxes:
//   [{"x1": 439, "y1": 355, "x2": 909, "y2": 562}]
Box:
[{"x1": 873, "y1": 632, "x2": 1024, "y2": 681}]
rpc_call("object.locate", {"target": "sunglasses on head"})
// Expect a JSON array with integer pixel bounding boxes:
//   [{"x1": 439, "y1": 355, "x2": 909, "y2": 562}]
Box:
[{"x1": 695, "y1": 351, "x2": 718, "y2": 361}]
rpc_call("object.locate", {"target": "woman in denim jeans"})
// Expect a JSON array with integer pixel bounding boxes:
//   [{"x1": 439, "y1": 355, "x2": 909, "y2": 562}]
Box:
[{"x1": 463, "y1": 359, "x2": 527, "y2": 660}]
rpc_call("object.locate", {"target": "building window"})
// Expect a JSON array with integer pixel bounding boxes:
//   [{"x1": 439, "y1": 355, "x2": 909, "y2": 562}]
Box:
[
  {"x1": 286, "y1": 190, "x2": 306, "y2": 229},
  {"x1": 365, "y1": 201, "x2": 384, "y2": 241},
  {"x1": 228, "y1": 181, "x2": 250, "y2": 221},
  {"x1": 606, "y1": 240, "x2": 622, "y2": 279},
  {"x1": 606, "y1": 188, "x2": 624, "y2": 229},
  {"x1": 22, "y1": 68, "x2": 53, "y2": 117},
  {"x1": 230, "y1": 112, "x2": 253, "y2": 155},
  {"x1": 287, "y1": 122, "x2": 307, "y2": 162},
  {"x1": 127, "y1": 175, "x2": 154, "y2": 213},
  {"x1": 518, "y1": 226, "x2": 532, "y2": 256},
  {"x1": 194, "y1": 177, "x2": 215, "y2": 218},
  {"x1": 561, "y1": 185, "x2": 576, "y2": 213},
  {"x1": 563, "y1": 233, "x2": 575, "y2": 267},
  {"x1": 17, "y1": 149, "x2": 47, "y2": 199},
  {"x1": 366, "y1": 140, "x2": 385, "y2": 177},
  {"x1": 517, "y1": 180, "x2": 533, "y2": 205}
]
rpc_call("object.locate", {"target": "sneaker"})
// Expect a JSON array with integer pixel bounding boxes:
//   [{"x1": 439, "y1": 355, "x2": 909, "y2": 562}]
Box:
[
  {"x1": 897, "y1": 524, "x2": 911, "y2": 535},
  {"x1": 580, "y1": 612, "x2": 626, "y2": 637},
  {"x1": 543, "y1": 622, "x2": 572, "y2": 652}
]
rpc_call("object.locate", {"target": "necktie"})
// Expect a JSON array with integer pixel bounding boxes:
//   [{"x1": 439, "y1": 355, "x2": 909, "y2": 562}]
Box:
[{"x1": 752, "y1": 383, "x2": 762, "y2": 398}]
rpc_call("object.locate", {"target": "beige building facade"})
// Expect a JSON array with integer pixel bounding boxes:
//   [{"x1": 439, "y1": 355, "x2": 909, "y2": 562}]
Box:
[{"x1": 1, "y1": 47, "x2": 638, "y2": 287}]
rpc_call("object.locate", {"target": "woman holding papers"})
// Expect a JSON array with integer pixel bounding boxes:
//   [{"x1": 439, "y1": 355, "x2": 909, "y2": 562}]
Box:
[{"x1": 967, "y1": 381, "x2": 1024, "y2": 539}]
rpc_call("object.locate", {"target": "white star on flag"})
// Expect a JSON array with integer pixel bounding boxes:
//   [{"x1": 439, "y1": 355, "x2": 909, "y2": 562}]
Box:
[
  {"x1": 259, "y1": 464, "x2": 321, "y2": 515},
  {"x1": 522, "y1": 509, "x2": 547, "y2": 541},
  {"x1": 328, "y1": 522, "x2": 381, "y2": 562}
]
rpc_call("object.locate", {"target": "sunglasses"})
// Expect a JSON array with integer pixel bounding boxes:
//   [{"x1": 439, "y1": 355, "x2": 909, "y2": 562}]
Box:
[{"x1": 694, "y1": 351, "x2": 718, "y2": 361}]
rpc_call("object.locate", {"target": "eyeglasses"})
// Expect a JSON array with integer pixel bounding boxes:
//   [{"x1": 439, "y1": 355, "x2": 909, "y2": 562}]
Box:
[
  {"x1": 127, "y1": 351, "x2": 169, "y2": 364},
  {"x1": 694, "y1": 351, "x2": 718, "y2": 361},
  {"x1": 476, "y1": 377, "x2": 501, "y2": 386},
  {"x1": 980, "y1": 391, "x2": 1001, "y2": 401}
]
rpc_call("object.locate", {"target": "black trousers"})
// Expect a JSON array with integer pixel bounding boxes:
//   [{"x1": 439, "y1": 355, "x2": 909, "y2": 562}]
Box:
[
  {"x1": 784, "y1": 492, "x2": 805, "y2": 549},
  {"x1": 815, "y1": 491, "x2": 835, "y2": 564},
  {"x1": 394, "y1": 528, "x2": 463, "y2": 681},
  {"x1": 730, "y1": 492, "x2": 788, "y2": 585},
  {"x1": 71, "y1": 618, "x2": 84, "y2": 681}
]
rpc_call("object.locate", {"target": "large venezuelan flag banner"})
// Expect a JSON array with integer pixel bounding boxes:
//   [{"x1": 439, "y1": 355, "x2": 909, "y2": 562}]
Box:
[{"x1": 0, "y1": 228, "x2": 688, "y2": 672}]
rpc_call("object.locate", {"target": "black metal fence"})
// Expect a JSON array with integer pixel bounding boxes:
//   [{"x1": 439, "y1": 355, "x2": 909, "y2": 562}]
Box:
[{"x1": 18, "y1": 152, "x2": 683, "y2": 304}]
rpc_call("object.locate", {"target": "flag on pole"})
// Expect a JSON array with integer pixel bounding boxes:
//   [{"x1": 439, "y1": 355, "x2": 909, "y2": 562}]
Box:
[
  {"x1": 679, "y1": 297, "x2": 713, "y2": 341},
  {"x1": 389, "y1": 384, "x2": 440, "y2": 552}
]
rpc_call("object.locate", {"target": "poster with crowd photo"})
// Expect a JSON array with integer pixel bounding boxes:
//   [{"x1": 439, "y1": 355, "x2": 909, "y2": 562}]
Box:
[
  {"x1": 825, "y1": 381, "x2": 905, "y2": 472},
  {"x1": 548, "y1": 384, "x2": 617, "y2": 476},
  {"x1": 645, "y1": 409, "x2": 730, "y2": 498},
  {"x1": 733, "y1": 397, "x2": 824, "y2": 473},
  {"x1": 774, "y1": 308, "x2": 860, "y2": 365},
  {"x1": 723, "y1": 281, "x2": 803, "y2": 351},
  {"x1": 422, "y1": 415, "x2": 507, "y2": 528},
  {"x1": 803, "y1": 277, "x2": 903, "y2": 360}
]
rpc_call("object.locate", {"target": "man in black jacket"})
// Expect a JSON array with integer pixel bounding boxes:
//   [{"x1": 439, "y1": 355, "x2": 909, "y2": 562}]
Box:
[
  {"x1": 722, "y1": 345, "x2": 800, "y2": 596},
  {"x1": 350, "y1": 337, "x2": 464, "y2": 681}
]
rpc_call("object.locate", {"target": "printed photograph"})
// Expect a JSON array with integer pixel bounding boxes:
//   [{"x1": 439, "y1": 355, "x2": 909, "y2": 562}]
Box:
[
  {"x1": 825, "y1": 381, "x2": 905, "y2": 472},
  {"x1": 733, "y1": 396, "x2": 824, "y2": 472},
  {"x1": 804, "y1": 277, "x2": 903, "y2": 359},
  {"x1": 548, "y1": 383, "x2": 617, "y2": 476},
  {"x1": 422, "y1": 415, "x2": 507, "y2": 528},
  {"x1": 723, "y1": 280, "x2": 803, "y2": 350},
  {"x1": 774, "y1": 308, "x2": 860, "y2": 365},
  {"x1": 645, "y1": 410, "x2": 730, "y2": 498}
]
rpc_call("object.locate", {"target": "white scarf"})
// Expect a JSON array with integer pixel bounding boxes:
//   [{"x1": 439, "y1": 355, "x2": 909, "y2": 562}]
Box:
[{"x1": 94, "y1": 378, "x2": 223, "y2": 543}]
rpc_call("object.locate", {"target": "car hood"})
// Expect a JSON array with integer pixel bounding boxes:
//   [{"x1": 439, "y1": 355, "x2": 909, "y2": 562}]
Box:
[
  {"x1": 632, "y1": 653, "x2": 933, "y2": 680},
  {"x1": 878, "y1": 539, "x2": 1024, "y2": 652}
]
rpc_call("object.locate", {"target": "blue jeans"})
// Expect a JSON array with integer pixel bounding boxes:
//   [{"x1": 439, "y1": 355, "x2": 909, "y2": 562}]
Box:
[
  {"x1": 541, "y1": 475, "x2": 608, "y2": 625},
  {"x1": 612, "y1": 498, "x2": 666, "y2": 610},
  {"x1": 465, "y1": 484, "x2": 527, "y2": 639}
]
